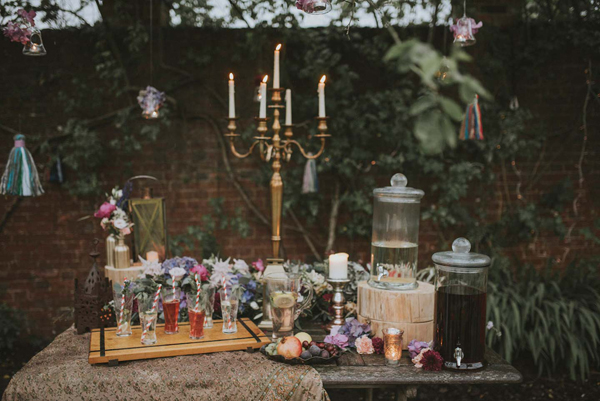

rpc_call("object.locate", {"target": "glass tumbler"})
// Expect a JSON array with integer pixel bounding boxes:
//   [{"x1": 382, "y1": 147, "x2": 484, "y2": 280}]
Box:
[
  {"x1": 187, "y1": 291, "x2": 206, "y2": 340},
  {"x1": 113, "y1": 288, "x2": 134, "y2": 337},
  {"x1": 219, "y1": 288, "x2": 239, "y2": 334},
  {"x1": 138, "y1": 296, "x2": 158, "y2": 345},
  {"x1": 161, "y1": 287, "x2": 182, "y2": 334}
]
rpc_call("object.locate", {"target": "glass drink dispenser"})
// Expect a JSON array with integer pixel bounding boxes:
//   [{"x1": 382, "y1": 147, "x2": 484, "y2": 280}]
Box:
[
  {"x1": 369, "y1": 173, "x2": 424, "y2": 291},
  {"x1": 432, "y1": 238, "x2": 491, "y2": 370}
]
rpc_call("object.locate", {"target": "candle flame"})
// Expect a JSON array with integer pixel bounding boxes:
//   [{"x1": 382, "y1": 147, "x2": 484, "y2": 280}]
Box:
[
  {"x1": 276, "y1": 43, "x2": 282, "y2": 51},
  {"x1": 320, "y1": 75, "x2": 326, "y2": 83},
  {"x1": 229, "y1": 73, "x2": 234, "y2": 80},
  {"x1": 262, "y1": 75, "x2": 269, "y2": 83}
]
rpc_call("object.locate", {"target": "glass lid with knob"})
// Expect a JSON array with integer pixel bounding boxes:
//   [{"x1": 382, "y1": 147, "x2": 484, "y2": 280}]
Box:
[{"x1": 369, "y1": 173, "x2": 425, "y2": 291}]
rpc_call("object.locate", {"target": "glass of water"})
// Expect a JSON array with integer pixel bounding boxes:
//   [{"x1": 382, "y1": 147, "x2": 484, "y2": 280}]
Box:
[{"x1": 219, "y1": 287, "x2": 239, "y2": 334}]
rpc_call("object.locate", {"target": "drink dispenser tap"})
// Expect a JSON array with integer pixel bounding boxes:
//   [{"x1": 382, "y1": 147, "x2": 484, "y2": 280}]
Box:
[{"x1": 433, "y1": 238, "x2": 491, "y2": 370}]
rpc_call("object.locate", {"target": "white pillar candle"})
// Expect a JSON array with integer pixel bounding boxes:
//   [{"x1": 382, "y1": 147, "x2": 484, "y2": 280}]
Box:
[
  {"x1": 273, "y1": 44, "x2": 282, "y2": 89},
  {"x1": 228, "y1": 73, "x2": 235, "y2": 118},
  {"x1": 285, "y1": 89, "x2": 292, "y2": 125},
  {"x1": 318, "y1": 75, "x2": 326, "y2": 117},
  {"x1": 146, "y1": 251, "x2": 159, "y2": 263},
  {"x1": 259, "y1": 75, "x2": 268, "y2": 118},
  {"x1": 329, "y1": 252, "x2": 348, "y2": 279}
]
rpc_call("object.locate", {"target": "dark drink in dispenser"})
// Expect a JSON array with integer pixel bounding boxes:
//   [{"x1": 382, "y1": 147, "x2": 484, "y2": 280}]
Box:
[{"x1": 432, "y1": 238, "x2": 490, "y2": 370}]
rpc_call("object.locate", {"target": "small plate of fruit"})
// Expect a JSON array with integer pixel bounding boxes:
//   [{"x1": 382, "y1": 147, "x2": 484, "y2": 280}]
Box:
[{"x1": 260, "y1": 332, "x2": 343, "y2": 365}]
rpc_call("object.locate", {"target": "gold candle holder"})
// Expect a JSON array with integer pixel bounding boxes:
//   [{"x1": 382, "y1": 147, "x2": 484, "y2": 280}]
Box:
[
  {"x1": 383, "y1": 327, "x2": 404, "y2": 365},
  {"x1": 325, "y1": 278, "x2": 350, "y2": 331}
]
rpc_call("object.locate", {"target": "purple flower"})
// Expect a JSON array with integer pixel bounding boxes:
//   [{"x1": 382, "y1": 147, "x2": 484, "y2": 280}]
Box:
[
  {"x1": 17, "y1": 9, "x2": 36, "y2": 26},
  {"x1": 338, "y1": 318, "x2": 371, "y2": 347},
  {"x1": 162, "y1": 257, "x2": 198, "y2": 277},
  {"x1": 408, "y1": 340, "x2": 431, "y2": 359},
  {"x1": 3, "y1": 22, "x2": 31, "y2": 44},
  {"x1": 324, "y1": 333, "x2": 349, "y2": 349}
]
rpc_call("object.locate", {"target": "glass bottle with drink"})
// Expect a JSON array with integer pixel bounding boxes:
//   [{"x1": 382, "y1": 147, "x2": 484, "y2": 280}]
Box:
[
  {"x1": 266, "y1": 272, "x2": 313, "y2": 339},
  {"x1": 432, "y1": 237, "x2": 490, "y2": 370},
  {"x1": 369, "y1": 173, "x2": 424, "y2": 290}
]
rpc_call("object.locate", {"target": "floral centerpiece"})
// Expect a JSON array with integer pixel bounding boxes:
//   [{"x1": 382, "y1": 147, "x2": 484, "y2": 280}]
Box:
[
  {"x1": 3, "y1": 9, "x2": 36, "y2": 45},
  {"x1": 94, "y1": 185, "x2": 134, "y2": 237}
]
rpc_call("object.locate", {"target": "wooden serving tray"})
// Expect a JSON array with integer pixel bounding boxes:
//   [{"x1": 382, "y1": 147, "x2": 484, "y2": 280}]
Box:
[{"x1": 88, "y1": 318, "x2": 271, "y2": 365}]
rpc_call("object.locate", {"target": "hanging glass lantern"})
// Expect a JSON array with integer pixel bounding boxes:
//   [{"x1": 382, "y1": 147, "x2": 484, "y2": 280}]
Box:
[
  {"x1": 450, "y1": 16, "x2": 482, "y2": 47},
  {"x1": 137, "y1": 86, "x2": 166, "y2": 119},
  {"x1": 296, "y1": 0, "x2": 332, "y2": 15},
  {"x1": 129, "y1": 186, "x2": 168, "y2": 262},
  {"x1": 22, "y1": 28, "x2": 46, "y2": 56}
]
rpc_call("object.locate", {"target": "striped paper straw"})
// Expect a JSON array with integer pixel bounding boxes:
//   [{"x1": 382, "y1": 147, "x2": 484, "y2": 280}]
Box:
[
  {"x1": 141, "y1": 284, "x2": 162, "y2": 343},
  {"x1": 117, "y1": 277, "x2": 127, "y2": 334},
  {"x1": 195, "y1": 274, "x2": 201, "y2": 311},
  {"x1": 222, "y1": 276, "x2": 232, "y2": 330}
]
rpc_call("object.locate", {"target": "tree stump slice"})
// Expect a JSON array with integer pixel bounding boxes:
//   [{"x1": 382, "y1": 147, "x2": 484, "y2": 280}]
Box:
[{"x1": 357, "y1": 281, "x2": 434, "y2": 348}]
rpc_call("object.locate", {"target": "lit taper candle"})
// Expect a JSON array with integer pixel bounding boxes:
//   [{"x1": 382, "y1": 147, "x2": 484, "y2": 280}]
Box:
[
  {"x1": 318, "y1": 75, "x2": 326, "y2": 117},
  {"x1": 259, "y1": 75, "x2": 268, "y2": 118},
  {"x1": 329, "y1": 252, "x2": 348, "y2": 279},
  {"x1": 228, "y1": 73, "x2": 235, "y2": 118},
  {"x1": 285, "y1": 89, "x2": 292, "y2": 125},
  {"x1": 273, "y1": 44, "x2": 282, "y2": 89}
]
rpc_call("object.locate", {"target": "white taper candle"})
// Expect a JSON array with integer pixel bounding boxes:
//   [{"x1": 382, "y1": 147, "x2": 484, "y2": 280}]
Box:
[
  {"x1": 228, "y1": 73, "x2": 235, "y2": 118},
  {"x1": 318, "y1": 75, "x2": 326, "y2": 117}
]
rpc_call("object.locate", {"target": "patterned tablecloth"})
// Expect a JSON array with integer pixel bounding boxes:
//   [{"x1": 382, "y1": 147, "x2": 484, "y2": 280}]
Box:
[{"x1": 2, "y1": 327, "x2": 329, "y2": 401}]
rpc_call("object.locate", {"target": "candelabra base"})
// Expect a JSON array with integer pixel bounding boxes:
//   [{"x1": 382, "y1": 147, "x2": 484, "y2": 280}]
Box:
[{"x1": 325, "y1": 278, "x2": 350, "y2": 332}]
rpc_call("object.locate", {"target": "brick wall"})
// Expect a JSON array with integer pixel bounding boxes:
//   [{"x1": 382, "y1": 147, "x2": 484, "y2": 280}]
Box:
[{"x1": 0, "y1": 22, "x2": 598, "y2": 338}]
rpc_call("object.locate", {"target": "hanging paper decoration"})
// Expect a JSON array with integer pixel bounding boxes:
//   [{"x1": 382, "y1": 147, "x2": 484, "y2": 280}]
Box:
[
  {"x1": 459, "y1": 95, "x2": 484, "y2": 140},
  {"x1": 137, "y1": 86, "x2": 166, "y2": 119},
  {"x1": 1, "y1": 135, "x2": 44, "y2": 196},
  {"x1": 302, "y1": 155, "x2": 319, "y2": 194},
  {"x1": 450, "y1": 2, "x2": 482, "y2": 47},
  {"x1": 509, "y1": 96, "x2": 519, "y2": 111},
  {"x1": 296, "y1": 0, "x2": 332, "y2": 15},
  {"x1": 2, "y1": 9, "x2": 46, "y2": 56}
]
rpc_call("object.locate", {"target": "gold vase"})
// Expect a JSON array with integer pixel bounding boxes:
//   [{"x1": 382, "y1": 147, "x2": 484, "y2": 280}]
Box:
[
  {"x1": 105, "y1": 235, "x2": 116, "y2": 267},
  {"x1": 114, "y1": 236, "x2": 131, "y2": 269}
]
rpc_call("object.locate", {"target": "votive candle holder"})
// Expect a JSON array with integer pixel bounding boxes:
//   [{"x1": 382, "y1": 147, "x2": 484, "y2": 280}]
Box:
[{"x1": 383, "y1": 327, "x2": 404, "y2": 366}]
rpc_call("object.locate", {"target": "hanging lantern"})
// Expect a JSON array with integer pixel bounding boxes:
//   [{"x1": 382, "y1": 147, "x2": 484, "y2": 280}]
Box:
[
  {"x1": 1, "y1": 134, "x2": 44, "y2": 196},
  {"x1": 450, "y1": 1, "x2": 482, "y2": 47},
  {"x1": 296, "y1": 0, "x2": 332, "y2": 15},
  {"x1": 459, "y1": 95, "x2": 484, "y2": 140},
  {"x1": 129, "y1": 181, "x2": 168, "y2": 262},
  {"x1": 137, "y1": 86, "x2": 166, "y2": 119},
  {"x1": 22, "y1": 28, "x2": 46, "y2": 56}
]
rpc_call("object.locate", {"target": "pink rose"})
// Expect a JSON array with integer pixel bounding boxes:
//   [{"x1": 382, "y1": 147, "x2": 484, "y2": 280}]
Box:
[
  {"x1": 94, "y1": 202, "x2": 116, "y2": 219},
  {"x1": 120, "y1": 227, "x2": 131, "y2": 236},
  {"x1": 191, "y1": 264, "x2": 210, "y2": 281},
  {"x1": 411, "y1": 347, "x2": 431, "y2": 368},
  {"x1": 252, "y1": 259, "x2": 265, "y2": 272},
  {"x1": 355, "y1": 336, "x2": 374, "y2": 355}
]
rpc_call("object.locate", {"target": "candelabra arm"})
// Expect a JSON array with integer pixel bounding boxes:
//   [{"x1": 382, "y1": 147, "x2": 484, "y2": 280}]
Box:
[
  {"x1": 284, "y1": 137, "x2": 327, "y2": 159},
  {"x1": 228, "y1": 138, "x2": 262, "y2": 159}
]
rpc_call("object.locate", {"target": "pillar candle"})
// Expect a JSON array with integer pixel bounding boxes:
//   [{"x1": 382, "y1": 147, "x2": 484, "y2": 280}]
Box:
[
  {"x1": 273, "y1": 44, "x2": 282, "y2": 89},
  {"x1": 259, "y1": 75, "x2": 268, "y2": 118},
  {"x1": 329, "y1": 252, "x2": 348, "y2": 279},
  {"x1": 146, "y1": 251, "x2": 159, "y2": 263},
  {"x1": 318, "y1": 75, "x2": 326, "y2": 117},
  {"x1": 228, "y1": 73, "x2": 235, "y2": 118},
  {"x1": 285, "y1": 89, "x2": 292, "y2": 125}
]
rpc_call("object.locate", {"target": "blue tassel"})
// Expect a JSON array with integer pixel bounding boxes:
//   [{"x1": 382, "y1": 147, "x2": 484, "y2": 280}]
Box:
[
  {"x1": 302, "y1": 155, "x2": 319, "y2": 194},
  {"x1": 1, "y1": 135, "x2": 44, "y2": 196}
]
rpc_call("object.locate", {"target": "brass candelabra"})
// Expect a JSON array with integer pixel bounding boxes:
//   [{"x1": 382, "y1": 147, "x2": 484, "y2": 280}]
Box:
[{"x1": 225, "y1": 87, "x2": 330, "y2": 262}]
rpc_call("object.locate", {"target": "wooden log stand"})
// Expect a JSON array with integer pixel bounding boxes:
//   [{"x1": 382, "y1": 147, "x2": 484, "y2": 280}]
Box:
[{"x1": 356, "y1": 281, "x2": 434, "y2": 348}]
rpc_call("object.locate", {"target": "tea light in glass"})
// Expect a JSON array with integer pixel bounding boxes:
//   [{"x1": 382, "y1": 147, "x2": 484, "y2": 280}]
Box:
[{"x1": 383, "y1": 327, "x2": 404, "y2": 365}]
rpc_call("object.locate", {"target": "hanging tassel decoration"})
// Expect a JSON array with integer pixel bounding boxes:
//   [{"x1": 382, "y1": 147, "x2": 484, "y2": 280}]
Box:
[
  {"x1": 459, "y1": 95, "x2": 484, "y2": 140},
  {"x1": 1, "y1": 135, "x2": 44, "y2": 196},
  {"x1": 302, "y1": 154, "x2": 319, "y2": 194}
]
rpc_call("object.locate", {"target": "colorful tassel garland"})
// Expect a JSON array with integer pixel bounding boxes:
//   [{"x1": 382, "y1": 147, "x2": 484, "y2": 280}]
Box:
[
  {"x1": 1, "y1": 134, "x2": 44, "y2": 196},
  {"x1": 459, "y1": 94, "x2": 484, "y2": 140},
  {"x1": 302, "y1": 155, "x2": 319, "y2": 194}
]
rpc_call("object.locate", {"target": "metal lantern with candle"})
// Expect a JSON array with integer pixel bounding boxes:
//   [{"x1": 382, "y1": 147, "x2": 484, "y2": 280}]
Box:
[
  {"x1": 369, "y1": 173, "x2": 424, "y2": 290},
  {"x1": 225, "y1": 44, "x2": 331, "y2": 329},
  {"x1": 432, "y1": 237, "x2": 490, "y2": 370}
]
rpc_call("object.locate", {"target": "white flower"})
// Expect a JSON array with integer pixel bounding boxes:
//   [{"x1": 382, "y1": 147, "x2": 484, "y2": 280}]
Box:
[
  {"x1": 210, "y1": 257, "x2": 233, "y2": 287},
  {"x1": 233, "y1": 259, "x2": 249, "y2": 274},
  {"x1": 169, "y1": 267, "x2": 187, "y2": 281},
  {"x1": 101, "y1": 217, "x2": 109, "y2": 225},
  {"x1": 250, "y1": 301, "x2": 259, "y2": 310},
  {"x1": 116, "y1": 189, "x2": 123, "y2": 198},
  {"x1": 306, "y1": 270, "x2": 325, "y2": 285},
  {"x1": 297, "y1": 294, "x2": 304, "y2": 303},
  {"x1": 140, "y1": 257, "x2": 164, "y2": 278},
  {"x1": 113, "y1": 218, "x2": 128, "y2": 229},
  {"x1": 487, "y1": 321, "x2": 494, "y2": 330},
  {"x1": 109, "y1": 198, "x2": 116, "y2": 205}
]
